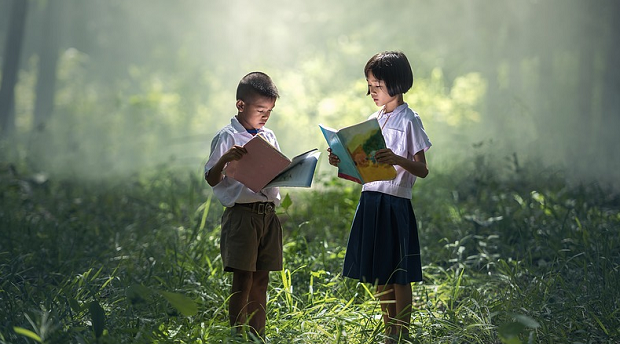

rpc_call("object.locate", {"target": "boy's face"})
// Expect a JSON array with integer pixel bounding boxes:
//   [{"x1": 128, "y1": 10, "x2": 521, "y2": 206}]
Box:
[{"x1": 236, "y1": 96, "x2": 276, "y2": 130}]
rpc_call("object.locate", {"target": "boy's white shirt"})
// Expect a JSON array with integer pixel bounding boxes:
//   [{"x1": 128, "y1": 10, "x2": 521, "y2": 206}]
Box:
[
  {"x1": 205, "y1": 116, "x2": 281, "y2": 207},
  {"x1": 362, "y1": 102, "x2": 432, "y2": 199}
]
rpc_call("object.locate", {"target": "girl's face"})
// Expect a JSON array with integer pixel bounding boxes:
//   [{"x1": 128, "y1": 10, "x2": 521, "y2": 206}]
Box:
[
  {"x1": 366, "y1": 71, "x2": 401, "y2": 112},
  {"x1": 236, "y1": 95, "x2": 276, "y2": 130}
]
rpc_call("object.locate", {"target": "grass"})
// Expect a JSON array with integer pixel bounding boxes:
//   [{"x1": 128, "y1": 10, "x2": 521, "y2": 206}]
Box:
[{"x1": 0, "y1": 158, "x2": 619, "y2": 343}]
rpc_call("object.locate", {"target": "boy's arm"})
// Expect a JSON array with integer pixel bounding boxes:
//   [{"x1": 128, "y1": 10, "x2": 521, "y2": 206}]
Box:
[
  {"x1": 205, "y1": 145, "x2": 247, "y2": 186},
  {"x1": 205, "y1": 159, "x2": 225, "y2": 186}
]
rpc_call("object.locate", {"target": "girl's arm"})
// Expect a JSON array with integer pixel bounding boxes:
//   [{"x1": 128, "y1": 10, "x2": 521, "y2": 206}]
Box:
[
  {"x1": 327, "y1": 148, "x2": 340, "y2": 167},
  {"x1": 375, "y1": 148, "x2": 429, "y2": 178}
]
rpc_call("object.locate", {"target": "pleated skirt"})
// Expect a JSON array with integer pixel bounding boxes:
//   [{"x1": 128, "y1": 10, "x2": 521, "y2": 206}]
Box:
[{"x1": 342, "y1": 191, "x2": 422, "y2": 285}]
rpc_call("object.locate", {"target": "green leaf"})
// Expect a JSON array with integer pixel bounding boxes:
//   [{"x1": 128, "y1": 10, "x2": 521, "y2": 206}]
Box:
[
  {"x1": 89, "y1": 301, "x2": 105, "y2": 338},
  {"x1": 126, "y1": 284, "x2": 152, "y2": 304},
  {"x1": 281, "y1": 193, "x2": 293, "y2": 211},
  {"x1": 13, "y1": 327, "x2": 42, "y2": 342},
  {"x1": 159, "y1": 291, "x2": 198, "y2": 316},
  {"x1": 498, "y1": 321, "x2": 525, "y2": 344},
  {"x1": 512, "y1": 314, "x2": 540, "y2": 329},
  {"x1": 68, "y1": 298, "x2": 81, "y2": 313}
]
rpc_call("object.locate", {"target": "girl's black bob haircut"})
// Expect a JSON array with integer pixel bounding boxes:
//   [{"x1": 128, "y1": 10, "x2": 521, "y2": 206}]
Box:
[{"x1": 364, "y1": 51, "x2": 413, "y2": 97}]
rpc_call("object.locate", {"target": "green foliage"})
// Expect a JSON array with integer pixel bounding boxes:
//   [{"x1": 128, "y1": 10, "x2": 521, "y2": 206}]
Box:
[
  {"x1": 497, "y1": 314, "x2": 540, "y2": 344},
  {"x1": 2, "y1": 2, "x2": 619, "y2": 343},
  {"x1": 4, "y1": 35, "x2": 489, "y2": 183},
  {"x1": 88, "y1": 301, "x2": 105, "y2": 339},
  {"x1": 1, "y1": 154, "x2": 619, "y2": 343}
]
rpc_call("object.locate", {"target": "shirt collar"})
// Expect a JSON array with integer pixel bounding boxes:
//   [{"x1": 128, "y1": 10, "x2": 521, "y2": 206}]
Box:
[
  {"x1": 378, "y1": 102, "x2": 408, "y2": 118},
  {"x1": 231, "y1": 115, "x2": 263, "y2": 134}
]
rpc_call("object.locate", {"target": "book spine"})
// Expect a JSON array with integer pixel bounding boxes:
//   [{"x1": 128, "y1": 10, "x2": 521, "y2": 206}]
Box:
[{"x1": 337, "y1": 172, "x2": 362, "y2": 184}]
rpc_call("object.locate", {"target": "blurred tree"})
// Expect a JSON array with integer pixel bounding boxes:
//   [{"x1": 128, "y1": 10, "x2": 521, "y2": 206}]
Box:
[
  {"x1": 33, "y1": 0, "x2": 64, "y2": 132},
  {"x1": 0, "y1": 0, "x2": 28, "y2": 136},
  {"x1": 600, "y1": 0, "x2": 620, "y2": 172},
  {"x1": 0, "y1": 0, "x2": 618, "y2": 183}
]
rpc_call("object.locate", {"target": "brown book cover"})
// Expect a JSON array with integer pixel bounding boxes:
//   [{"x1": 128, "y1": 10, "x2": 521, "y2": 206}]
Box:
[{"x1": 225, "y1": 134, "x2": 320, "y2": 192}]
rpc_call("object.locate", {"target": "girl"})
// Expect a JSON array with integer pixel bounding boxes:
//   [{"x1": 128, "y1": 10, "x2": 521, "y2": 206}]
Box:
[{"x1": 328, "y1": 51, "x2": 431, "y2": 343}]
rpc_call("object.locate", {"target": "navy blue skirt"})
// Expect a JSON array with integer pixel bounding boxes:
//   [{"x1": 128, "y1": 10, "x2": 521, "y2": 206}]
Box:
[{"x1": 342, "y1": 191, "x2": 422, "y2": 285}]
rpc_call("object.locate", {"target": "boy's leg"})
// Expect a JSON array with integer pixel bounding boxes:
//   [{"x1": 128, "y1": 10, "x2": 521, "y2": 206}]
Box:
[
  {"x1": 230, "y1": 269, "x2": 253, "y2": 331},
  {"x1": 247, "y1": 270, "x2": 269, "y2": 338}
]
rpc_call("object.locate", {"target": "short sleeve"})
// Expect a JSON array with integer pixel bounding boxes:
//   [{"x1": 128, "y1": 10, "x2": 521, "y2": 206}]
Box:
[
  {"x1": 408, "y1": 114, "x2": 431, "y2": 155},
  {"x1": 205, "y1": 131, "x2": 234, "y2": 174}
]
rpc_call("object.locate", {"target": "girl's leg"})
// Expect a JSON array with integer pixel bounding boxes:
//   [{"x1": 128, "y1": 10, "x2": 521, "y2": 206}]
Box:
[
  {"x1": 230, "y1": 270, "x2": 253, "y2": 331},
  {"x1": 377, "y1": 285, "x2": 397, "y2": 335},
  {"x1": 393, "y1": 283, "x2": 413, "y2": 338},
  {"x1": 247, "y1": 270, "x2": 270, "y2": 338},
  {"x1": 377, "y1": 283, "x2": 413, "y2": 341}
]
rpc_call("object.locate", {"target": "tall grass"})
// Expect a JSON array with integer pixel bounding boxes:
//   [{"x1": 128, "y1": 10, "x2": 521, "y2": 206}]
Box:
[{"x1": 0, "y1": 156, "x2": 618, "y2": 343}]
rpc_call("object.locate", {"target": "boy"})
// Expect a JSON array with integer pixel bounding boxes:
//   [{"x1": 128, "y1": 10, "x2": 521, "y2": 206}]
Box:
[{"x1": 204, "y1": 72, "x2": 282, "y2": 340}]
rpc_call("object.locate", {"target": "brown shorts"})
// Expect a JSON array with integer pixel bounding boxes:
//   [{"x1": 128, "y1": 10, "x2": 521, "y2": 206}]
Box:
[{"x1": 220, "y1": 202, "x2": 283, "y2": 272}]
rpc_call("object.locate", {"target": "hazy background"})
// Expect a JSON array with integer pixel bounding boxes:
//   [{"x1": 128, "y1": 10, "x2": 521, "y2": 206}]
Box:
[{"x1": 1, "y1": 0, "x2": 619, "y2": 188}]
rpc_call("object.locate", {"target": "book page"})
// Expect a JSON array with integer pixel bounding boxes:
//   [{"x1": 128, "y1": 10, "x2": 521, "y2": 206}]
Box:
[
  {"x1": 266, "y1": 149, "x2": 321, "y2": 188},
  {"x1": 337, "y1": 118, "x2": 396, "y2": 183}
]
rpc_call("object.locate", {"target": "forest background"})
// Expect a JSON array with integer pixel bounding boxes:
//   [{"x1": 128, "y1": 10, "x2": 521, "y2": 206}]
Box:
[
  {"x1": 1, "y1": 0, "x2": 619, "y2": 343},
  {"x1": 1, "y1": 0, "x2": 619, "y2": 183}
]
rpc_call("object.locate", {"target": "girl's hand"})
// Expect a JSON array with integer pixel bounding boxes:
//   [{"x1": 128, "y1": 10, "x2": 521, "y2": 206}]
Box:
[
  {"x1": 374, "y1": 148, "x2": 402, "y2": 166},
  {"x1": 221, "y1": 145, "x2": 247, "y2": 163},
  {"x1": 327, "y1": 148, "x2": 340, "y2": 167}
]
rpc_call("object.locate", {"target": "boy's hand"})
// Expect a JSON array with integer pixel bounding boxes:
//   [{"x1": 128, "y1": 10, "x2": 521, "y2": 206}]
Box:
[
  {"x1": 221, "y1": 145, "x2": 248, "y2": 163},
  {"x1": 327, "y1": 148, "x2": 340, "y2": 167},
  {"x1": 205, "y1": 145, "x2": 247, "y2": 186}
]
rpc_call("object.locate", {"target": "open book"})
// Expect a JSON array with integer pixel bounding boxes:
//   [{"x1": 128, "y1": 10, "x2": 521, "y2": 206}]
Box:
[
  {"x1": 224, "y1": 134, "x2": 320, "y2": 192},
  {"x1": 319, "y1": 118, "x2": 396, "y2": 184}
]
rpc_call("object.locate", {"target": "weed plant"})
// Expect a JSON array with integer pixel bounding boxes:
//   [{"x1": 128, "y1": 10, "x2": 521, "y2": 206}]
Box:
[{"x1": 0, "y1": 156, "x2": 618, "y2": 343}]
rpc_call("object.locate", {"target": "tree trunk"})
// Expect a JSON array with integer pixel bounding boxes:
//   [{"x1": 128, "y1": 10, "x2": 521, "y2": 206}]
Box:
[
  {"x1": 33, "y1": 0, "x2": 63, "y2": 132},
  {"x1": 533, "y1": 1, "x2": 555, "y2": 147},
  {"x1": 576, "y1": 3, "x2": 596, "y2": 157},
  {"x1": 600, "y1": 0, "x2": 620, "y2": 176},
  {"x1": 0, "y1": 0, "x2": 28, "y2": 136}
]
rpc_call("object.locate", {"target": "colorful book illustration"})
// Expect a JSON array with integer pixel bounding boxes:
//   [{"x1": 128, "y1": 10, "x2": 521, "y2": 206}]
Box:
[
  {"x1": 319, "y1": 118, "x2": 396, "y2": 184},
  {"x1": 225, "y1": 134, "x2": 320, "y2": 192}
]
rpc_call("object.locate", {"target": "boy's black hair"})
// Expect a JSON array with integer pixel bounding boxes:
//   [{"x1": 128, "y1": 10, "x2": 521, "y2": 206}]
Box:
[
  {"x1": 236, "y1": 71, "x2": 279, "y2": 102},
  {"x1": 364, "y1": 51, "x2": 413, "y2": 97}
]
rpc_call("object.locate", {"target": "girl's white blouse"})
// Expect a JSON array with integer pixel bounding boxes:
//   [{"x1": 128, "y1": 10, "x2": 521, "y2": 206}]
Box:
[{"x1": 362, "y1": 103, "x2": 432, "y2": 199}]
